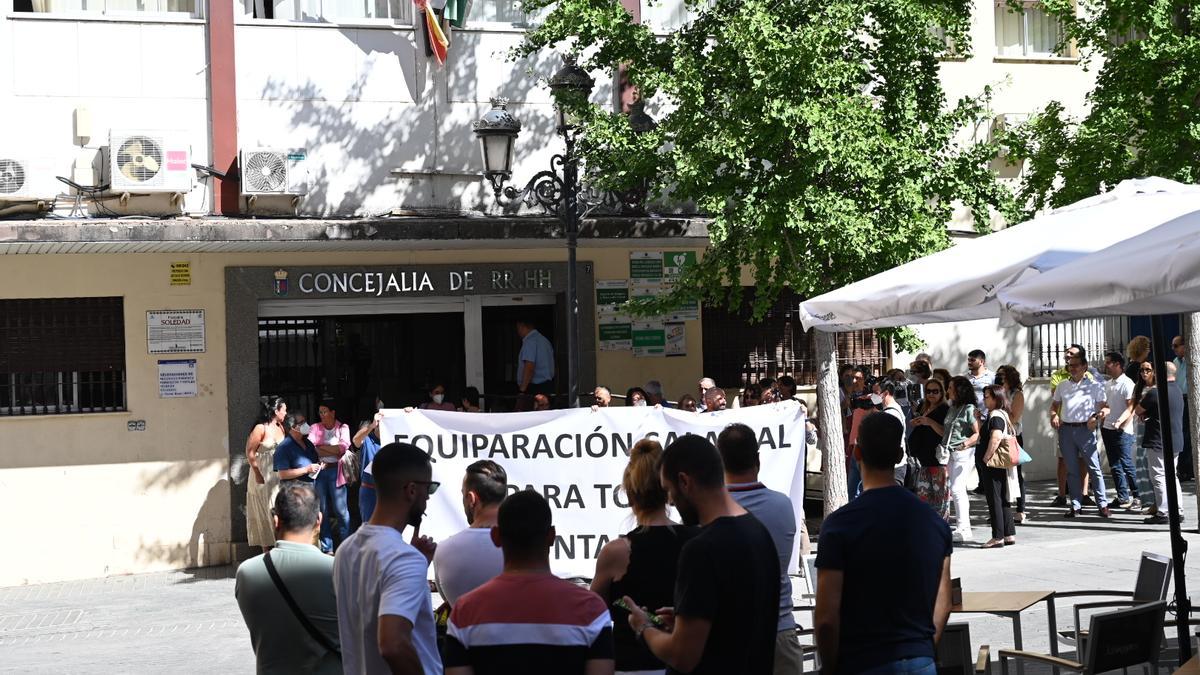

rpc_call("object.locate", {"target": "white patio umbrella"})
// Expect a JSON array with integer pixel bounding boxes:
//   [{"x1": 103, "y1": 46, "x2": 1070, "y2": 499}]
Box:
[
  {"x1": 798, "y1": 177, "x2": 1200, "y2": 332},
  {"x1": 998, "y1": 209, "x2": 1200, "y2": 324},
  {"x1": 997, "y1": 206, "x2": 1200, "y2": 663}
]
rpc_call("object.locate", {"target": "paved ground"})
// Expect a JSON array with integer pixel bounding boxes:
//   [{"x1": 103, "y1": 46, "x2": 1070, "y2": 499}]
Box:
[{"x1": 3, "y1": 479, "x2": 1199, "y2": 673}]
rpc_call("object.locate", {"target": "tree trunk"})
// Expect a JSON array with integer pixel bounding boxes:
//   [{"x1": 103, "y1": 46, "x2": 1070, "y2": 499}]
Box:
[
  {"x1": 1187, "y1": 313, "x2": 1200, "y2": 527},
  {"x1": 816, "y1": 329, "x2": 848, "y2": 516}
]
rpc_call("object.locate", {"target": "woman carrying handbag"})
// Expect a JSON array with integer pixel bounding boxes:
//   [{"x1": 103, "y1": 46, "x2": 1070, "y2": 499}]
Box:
[{"x1": 980, "y1": 385, "x2": 1019, "y2": 548}]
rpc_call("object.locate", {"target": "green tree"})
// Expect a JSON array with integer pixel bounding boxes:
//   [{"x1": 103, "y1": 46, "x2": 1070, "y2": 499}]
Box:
[
  {"x1": 517, "y1": 0, "x2": 1012, "y2": 326},
  {"x1": 1004, "y1": 0, "x2": 1200, "y2": 218}
]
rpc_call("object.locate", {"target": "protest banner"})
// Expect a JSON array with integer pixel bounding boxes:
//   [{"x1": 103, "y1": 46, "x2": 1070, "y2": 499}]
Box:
[{"x1": 380, "y1": 402, "x2": 808, "y2": 578}]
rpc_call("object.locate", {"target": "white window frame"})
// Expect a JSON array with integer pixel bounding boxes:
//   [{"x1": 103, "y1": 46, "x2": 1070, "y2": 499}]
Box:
[
  {"x1": 242, "y1": 0, "x2": 413, "y2": 26},
  {"x1": 994, "y1": 0, "x2": 1070, "y2": 59},
  {"x1": 14, "y1": 0, "x2": 204, "y2": 19}
]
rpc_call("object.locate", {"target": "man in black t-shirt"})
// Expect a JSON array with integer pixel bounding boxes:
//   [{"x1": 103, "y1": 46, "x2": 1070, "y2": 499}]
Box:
[
  {"x1": 622, "y1": 434, "x2": 779, "y2": 675},
  {"x1": 815, "y1": 412, "x2": 953, "y2": 674}
]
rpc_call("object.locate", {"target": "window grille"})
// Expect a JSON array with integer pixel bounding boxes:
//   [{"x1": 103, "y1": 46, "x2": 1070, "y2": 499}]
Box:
[
  {"x1": 0, "y1": 297, "x2": 126, "y2": 416},
  {"x1": 1027, "y1": 316, "x2": 1130, "y2": 379},
  {"x1": 701, "y1": 289, "x2": 888, "y2": 388}
]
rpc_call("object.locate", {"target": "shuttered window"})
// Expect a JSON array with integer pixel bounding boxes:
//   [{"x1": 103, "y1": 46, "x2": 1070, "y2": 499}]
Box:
[
  {"x1": 702, "y1": 289, "x2": 888, "y2": 388},
  {"x1": 0, "y1": 297, "x2": 127, "y2": 415}
]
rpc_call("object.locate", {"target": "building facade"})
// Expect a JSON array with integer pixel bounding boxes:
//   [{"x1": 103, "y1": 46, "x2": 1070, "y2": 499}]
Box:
[{"x1": 1, "y1": 0, "x2": 1097, "y2": 585}]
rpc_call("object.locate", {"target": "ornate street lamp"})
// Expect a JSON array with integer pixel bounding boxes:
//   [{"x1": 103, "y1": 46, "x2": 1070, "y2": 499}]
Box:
[{"x1": 473, "y1": 57, "x2": 647, "y2": 409}]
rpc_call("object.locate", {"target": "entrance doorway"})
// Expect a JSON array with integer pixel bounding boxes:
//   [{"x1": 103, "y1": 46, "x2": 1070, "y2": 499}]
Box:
[
  {"x1": 258, "y1": 313, "x2": 466, "y2": 425},
  {"x1": 482, "y1": 304, "x2": 558, "y2": 411}
]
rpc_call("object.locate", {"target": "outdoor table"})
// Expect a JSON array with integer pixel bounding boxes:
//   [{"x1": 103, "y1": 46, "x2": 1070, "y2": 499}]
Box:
[
  {"x1": 1176, "y1": 653, "x2": 1200, "y2": 675},
  {"x1": 952, "y1": 590, "x2": 1059, "y2": 675}
]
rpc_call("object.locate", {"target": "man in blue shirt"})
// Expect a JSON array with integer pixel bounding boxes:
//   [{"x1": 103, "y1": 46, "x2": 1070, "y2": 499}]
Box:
[
  {"x1": 815, "y1": 412, "x2": 953, "y2": 674},
  {"x1": 516, "y1": 319, "x2": 555, "y2": 410},
  {"x1": 274, "y1": 414, "x2": 321, "y2": 483}
]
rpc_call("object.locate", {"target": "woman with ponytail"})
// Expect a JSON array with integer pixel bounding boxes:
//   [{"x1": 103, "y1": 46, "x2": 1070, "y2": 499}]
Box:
[
  {"x1": 245, "y1": 395, "x2": 287, "y2": 551},
  {"x1": 591, "y1": 439, "x2": 697, "y2": 675}
]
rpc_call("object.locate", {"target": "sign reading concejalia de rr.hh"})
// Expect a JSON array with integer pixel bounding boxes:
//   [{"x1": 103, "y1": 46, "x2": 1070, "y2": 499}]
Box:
[
  {"x1": 380, "y1": 403, "x2": 808, "y2": 578},
  {"x1": 270, "y1": 266, "x2": 557, "y2": 298}
]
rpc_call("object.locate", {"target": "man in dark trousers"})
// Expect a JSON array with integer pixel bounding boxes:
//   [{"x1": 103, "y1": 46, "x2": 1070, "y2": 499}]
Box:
[
  {"x1": 815, "y1": 412, "x2": 953, "y2": 674},
  {"x1": 623, "y1": 434, "x2": 779, "y2": 674}
]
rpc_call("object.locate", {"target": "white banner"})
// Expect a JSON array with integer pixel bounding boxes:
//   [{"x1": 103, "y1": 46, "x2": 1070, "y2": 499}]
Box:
[{"x1": 380, "y1": 402, "x2": 808, "y2": 578}]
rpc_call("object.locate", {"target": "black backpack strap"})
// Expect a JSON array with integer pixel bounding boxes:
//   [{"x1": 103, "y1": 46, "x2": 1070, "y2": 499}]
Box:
[{"x1": 263, "y1": 550, "x2": 342, "y2": 658}]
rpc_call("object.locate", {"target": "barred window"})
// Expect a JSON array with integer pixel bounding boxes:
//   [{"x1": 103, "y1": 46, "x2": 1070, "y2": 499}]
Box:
[
  {"x1": 702, "y1": 288, "x2": 888, "y2": 388},
  {"x1": 1027, "y1": 317, "x2": 1130, "y2": 379},
  {"x1": 0, "y1": 297, "x2": 127, "y2": 416}
]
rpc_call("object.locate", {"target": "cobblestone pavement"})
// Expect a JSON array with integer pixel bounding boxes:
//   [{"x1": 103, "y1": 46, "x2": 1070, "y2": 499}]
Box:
[{"x1": 3, "y1": 479, "x2": 1199, "y2": 673}]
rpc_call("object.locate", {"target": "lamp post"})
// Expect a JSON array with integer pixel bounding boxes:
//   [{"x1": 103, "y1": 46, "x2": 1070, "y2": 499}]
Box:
[{"x1": 472, "y1": 59, "x2": 595, "y2": 409}]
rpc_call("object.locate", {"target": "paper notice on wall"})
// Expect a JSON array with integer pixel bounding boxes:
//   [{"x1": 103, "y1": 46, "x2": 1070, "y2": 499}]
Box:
[
  {"x1": 632, "y1": 321, "x2": 665, "y2": 357},
  {"x1": 665, "y1": 322, "x2": 686, "y2": 357},
  {"x1": 158, "y1": 359, "x2": 197, "y2": 398},
  {"x1": 147, "y1": 309, "x2": 206, "y2": 354}
]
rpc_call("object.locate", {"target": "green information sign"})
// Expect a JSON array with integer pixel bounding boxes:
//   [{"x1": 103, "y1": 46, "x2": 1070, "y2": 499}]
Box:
[
  {"x1": 596, "y1": 287, "x2": 629, "y2": 306},
  {"x1": 630, "y1": 252, "x2": 664, "y2": 280}
]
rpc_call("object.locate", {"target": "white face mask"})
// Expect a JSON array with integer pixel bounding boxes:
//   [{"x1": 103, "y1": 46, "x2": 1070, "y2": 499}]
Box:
[
  {"x1": 297, "y1": 422, "x2": 311, "y2": 435},
  {"x1": 869, "y1": 393, "x2": 884, "y2": 406},
  {"x1": 634, "y1": 399, "x2": 647, "y2": 407},
  {"x1": 432, "y1": 394, "x2": 445, "y2": 404}
]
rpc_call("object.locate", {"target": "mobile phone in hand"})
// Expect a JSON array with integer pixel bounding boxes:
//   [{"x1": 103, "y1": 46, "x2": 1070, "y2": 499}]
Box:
[{"x1": 612, "y1": 598, "x2": 665, "y2": 627}]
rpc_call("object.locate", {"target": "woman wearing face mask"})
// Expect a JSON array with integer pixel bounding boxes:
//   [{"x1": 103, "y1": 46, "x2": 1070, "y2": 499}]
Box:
[
  {"x1": 420, "y1": 383, "x2": 457, "y2": 411},
  {"x1": 626, "y1": 387, "x2": 648, "y2": 407}
]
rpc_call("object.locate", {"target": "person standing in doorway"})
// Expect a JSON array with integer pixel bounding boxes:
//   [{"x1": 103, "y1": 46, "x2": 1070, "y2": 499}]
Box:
[
  {"x1": 1172, "y1": 336, "x2": 1193, "y2": 481},
  {"x1": 309, "y1": 400, "x2": 352, "y2": 554},
  {"x1": 419, "y1": 383, "x2": 457, "y2": 412},
  {"x1": 246, "y1": 396, "x2": 288, "y2": 553},
  {"x1": 516, "y1": 319, "x2": 555, "y2": 411}
]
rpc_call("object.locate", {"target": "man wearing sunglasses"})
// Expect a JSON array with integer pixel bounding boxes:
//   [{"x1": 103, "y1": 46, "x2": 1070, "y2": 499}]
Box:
[{"x1": 335, "y1": 442, "x2": 442, "y2": 675}]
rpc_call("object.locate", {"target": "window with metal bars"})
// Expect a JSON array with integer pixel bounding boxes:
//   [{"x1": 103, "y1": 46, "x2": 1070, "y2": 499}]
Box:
[
  {"x1": 0, "y1": 297, "x2": 127, "y2": 415},
  {"x1": 1027, "y1": 317, "x2": 1130, "y2": 379},
  {"x1": 701, "y1": 289, "x2": 888, "y2": 388}
]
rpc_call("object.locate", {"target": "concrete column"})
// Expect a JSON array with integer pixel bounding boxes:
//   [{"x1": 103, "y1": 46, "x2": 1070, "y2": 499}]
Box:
[{"x1": 205, "y1": 0, "x2": 239, "y2": 214}]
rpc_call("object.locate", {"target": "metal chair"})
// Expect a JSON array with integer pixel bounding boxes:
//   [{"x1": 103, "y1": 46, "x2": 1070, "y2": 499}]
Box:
[
  {"x1": 1000, "y1": 601, "x2": 1167, "y2": 675},
  {"x1": 1054, "y1": 551, "x2": 1172, "y2": 649},
  {"x1": 938, "y1": 623, "x2": 991, "y2": 675}
]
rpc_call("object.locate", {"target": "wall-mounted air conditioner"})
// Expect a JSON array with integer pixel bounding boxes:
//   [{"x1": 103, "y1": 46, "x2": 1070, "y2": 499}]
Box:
[
  {"x1": 0, "y1": 157, "x2": 60, "y2": 202},
  {"x1": 240, "y1": 149, "x2": 309, "y2": 195},
  {"x1": 106, "y1": 131, "x2": 193, "y2": 193}
]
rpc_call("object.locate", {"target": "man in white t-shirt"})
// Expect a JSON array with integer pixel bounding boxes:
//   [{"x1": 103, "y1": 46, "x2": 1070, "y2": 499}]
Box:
[
  {"x1": 964, "y1": 349, "x2": 995, "y2": 409},
  {"x1": 334, "y1": 442, "x2": 441, "y2": 675},
  {"x1": 1052, "y1": 354, "x2": 1109, "y2": 518},
  {"x1": 1101, "y1": 352, "x2": 1141, "y2": 510},
  {"x1": 433, "y1": 460, "x2": 507, "y2": 608}
]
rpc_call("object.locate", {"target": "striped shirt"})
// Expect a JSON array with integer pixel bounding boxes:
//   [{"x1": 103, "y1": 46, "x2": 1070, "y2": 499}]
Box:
[{"x1": 444, "y1": 573, "x2": 614, "y2": 674}]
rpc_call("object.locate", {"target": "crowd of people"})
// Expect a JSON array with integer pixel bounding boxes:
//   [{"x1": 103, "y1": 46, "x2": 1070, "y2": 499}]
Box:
[
  {"x1": 235, "y1": 427, "x2": 810, "y2": 674},
  {"x1": 835, "y1": 336, "x2": 1193, "y2": 550}
]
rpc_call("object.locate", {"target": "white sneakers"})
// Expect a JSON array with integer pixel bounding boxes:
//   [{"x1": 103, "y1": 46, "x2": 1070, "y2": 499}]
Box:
[{"x1": 952, "y1": 530, "x2": 974, "y2": 544}]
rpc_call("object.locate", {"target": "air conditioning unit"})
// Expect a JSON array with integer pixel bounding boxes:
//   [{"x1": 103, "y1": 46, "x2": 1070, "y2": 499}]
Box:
[
  {"x1": 240, "y1": 149, "x2": 309, "y2": 195},
  {"x1": 0, "y1": 157, "x2": 60, "y2": 202},
  {"x1": 106, "y1": 131, "x2": 193, "y2": 193}
]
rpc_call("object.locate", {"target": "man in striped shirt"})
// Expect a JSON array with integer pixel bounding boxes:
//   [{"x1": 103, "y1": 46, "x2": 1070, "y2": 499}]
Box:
[{"x1": 444, "y1": 490, "x2": 614, "y2": 675}]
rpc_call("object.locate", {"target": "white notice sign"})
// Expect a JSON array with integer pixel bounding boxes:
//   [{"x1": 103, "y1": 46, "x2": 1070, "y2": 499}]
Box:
[
  {"x1": 158, "y1": 359, "x2": 198, "y2": 398},
  {"x1": 147, "y1": 310, "x2": 206, "y2": 354}
]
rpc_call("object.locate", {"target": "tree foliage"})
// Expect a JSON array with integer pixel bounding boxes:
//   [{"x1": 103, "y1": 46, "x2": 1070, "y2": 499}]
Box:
[
  {"x1": 517, "y1": 0, "x2": 1011, "y2": 318},
  {"x1": 1004, "y1": 0, "x2": 1200, "y2": 219}
]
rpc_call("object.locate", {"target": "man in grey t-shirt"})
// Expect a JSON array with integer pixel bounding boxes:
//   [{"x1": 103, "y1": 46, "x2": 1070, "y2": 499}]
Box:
[
  {"x1": 235, "y1": 483, "x2": 341, "y2": 674},
  {"x1": 717, "y1": 423, "x2": 801, "y2": 675}
]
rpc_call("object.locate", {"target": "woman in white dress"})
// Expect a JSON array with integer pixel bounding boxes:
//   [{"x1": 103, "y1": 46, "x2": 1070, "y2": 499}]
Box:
[{"x1": 245, "y1": 396, "x2": 286, "y2": 551}]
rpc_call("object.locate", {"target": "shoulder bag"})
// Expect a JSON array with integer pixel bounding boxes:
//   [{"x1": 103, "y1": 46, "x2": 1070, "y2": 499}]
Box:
[
  {"x1": 985, "y1": 410, "x2": 1020, "y2": 470},
  {"x1": 263, "y1": 551, "x2": 342, "y2": 658}
]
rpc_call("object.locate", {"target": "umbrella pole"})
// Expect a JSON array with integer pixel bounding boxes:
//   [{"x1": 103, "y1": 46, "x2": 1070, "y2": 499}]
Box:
[
  {"x1": 815, "y1": 329, "x2": 848, "y2": 516},
  {"x1": 1151, "y1": 314, "x2": 1191, "y2": 662}
]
